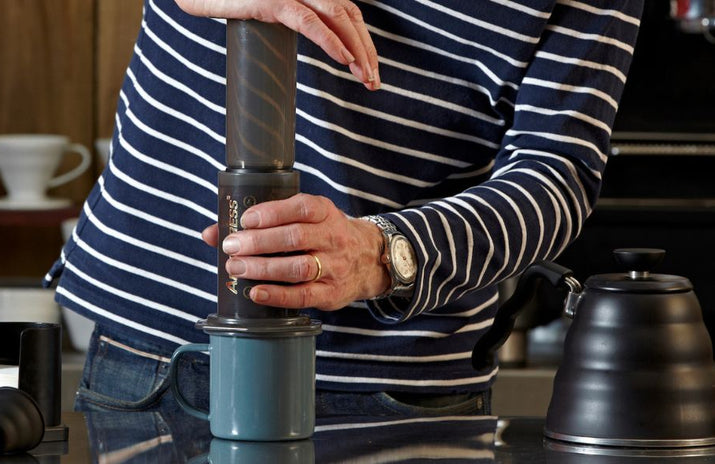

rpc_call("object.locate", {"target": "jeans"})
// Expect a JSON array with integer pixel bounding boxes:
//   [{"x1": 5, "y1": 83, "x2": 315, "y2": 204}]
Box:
[
  {"x1": 74, "y1": 325, "x2": 210, "y2": 415},
  {"x1": 75, "y1": 325, "x2": 491, "y2": 418}
]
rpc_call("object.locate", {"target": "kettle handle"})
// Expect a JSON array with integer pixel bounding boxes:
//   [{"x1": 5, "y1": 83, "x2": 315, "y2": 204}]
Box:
[{"x1": 471, "y1": 261, "x2": 575, "y2": 371}]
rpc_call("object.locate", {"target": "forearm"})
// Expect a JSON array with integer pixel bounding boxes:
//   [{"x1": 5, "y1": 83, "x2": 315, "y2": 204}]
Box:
[{"x1": 368, "y1": 0, "x2": 644, "y2": 322}]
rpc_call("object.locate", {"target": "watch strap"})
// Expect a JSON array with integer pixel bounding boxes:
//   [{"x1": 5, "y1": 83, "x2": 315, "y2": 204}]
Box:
[{"x1": 363, "y1": 215, "x2": 415, "y2": 299}]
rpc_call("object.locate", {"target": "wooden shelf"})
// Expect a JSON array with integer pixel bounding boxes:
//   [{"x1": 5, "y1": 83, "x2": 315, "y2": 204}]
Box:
[{"x1": 0, "y1": 206, "x2": 81, "y2": 227}]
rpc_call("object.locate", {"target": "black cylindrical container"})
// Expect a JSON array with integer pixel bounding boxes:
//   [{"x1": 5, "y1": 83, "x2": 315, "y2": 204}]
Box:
[
  {"x1": 225, "y1": 20, "x2": 296, "y2": 170},
  {"x1": 0, "y1": 323, "x2": 61, "y2": 428},
  {"x1": 214, "y1": 19, "x2": 304, "y2": 325},
  {"x1": 216, "y1": 170, "x2": 300, "y2": 321}
]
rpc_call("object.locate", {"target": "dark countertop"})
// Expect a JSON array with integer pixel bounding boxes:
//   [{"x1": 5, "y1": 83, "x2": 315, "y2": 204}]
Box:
[{"x1": 12, "y1": 412, "x2": 715, "y2": 464}]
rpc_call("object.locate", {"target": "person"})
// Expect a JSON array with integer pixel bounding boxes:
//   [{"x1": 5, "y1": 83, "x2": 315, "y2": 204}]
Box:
[{"x1": 45, "y1": 0, "x2": 644, "y2": 417}]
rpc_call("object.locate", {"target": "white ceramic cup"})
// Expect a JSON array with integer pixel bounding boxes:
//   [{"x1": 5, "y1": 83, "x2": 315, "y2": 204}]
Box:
[
  {"x1": 60, "y1": 217, "x2": 79, "y2": 243},
  {"x1": 0, "y1": 365, "x2": 19, "y2": 388},
  {"x1": 0, "y1": 287, "x2": 61, "y2": 324},
  {"x1": 95, "y1": 138, "x2": 111, "y2": 168},
  {"x1": 0, "y1": 134, "x2": 91, "y2": 203}
]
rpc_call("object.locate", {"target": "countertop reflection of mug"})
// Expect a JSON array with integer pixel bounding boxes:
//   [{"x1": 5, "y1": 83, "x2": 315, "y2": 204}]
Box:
[{"x1": 0, "y1": 134, "x2": 91, "y2": 203}]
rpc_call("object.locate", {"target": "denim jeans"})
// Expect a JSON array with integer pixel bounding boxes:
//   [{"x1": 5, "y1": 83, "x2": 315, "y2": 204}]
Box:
[
  {"x1": 74, "y1": 325, "x2": 210, "y2": 415},
  {"x1": 76, "y1": 325, "x2": 491, "y2": 418}
]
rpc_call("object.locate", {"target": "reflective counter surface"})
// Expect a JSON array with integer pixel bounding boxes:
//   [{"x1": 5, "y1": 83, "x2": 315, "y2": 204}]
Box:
[{"x1": 9, "y1": 412, "x2": 715, "y2": 463}]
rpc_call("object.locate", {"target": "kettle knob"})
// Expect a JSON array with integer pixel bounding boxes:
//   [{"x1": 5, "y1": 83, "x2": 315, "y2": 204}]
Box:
[{"x1": 613, "y1": 248, "x2": 665, "y2": 275}]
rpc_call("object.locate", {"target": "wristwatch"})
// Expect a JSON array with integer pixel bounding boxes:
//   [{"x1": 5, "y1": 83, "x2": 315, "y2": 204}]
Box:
[{"x1": 363, "y1": 215, "x2": 417, "y2": 299}]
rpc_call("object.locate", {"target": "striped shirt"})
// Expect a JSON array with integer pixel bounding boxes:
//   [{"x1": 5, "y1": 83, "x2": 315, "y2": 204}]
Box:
[{"x1": 45, "y1": 0, "x2": 643, "y2": 393}]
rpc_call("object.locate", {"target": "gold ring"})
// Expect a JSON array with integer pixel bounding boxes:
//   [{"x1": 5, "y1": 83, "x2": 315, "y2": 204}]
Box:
[{"x1": 310, "y1": 254, "x2": 322, "y2": 282}]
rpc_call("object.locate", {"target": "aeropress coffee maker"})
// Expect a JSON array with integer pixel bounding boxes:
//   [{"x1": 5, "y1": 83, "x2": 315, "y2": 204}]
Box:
[{"x1": 169, "y1": 20, "x2": 321, "y2": 441}]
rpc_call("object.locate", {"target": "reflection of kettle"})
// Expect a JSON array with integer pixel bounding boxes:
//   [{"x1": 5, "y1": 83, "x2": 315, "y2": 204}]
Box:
[
  {"x1": 474, "y1": 248, "x2": 715, "y2": 448},
  {"x1": 671, "y1": 0, "x2": 715, "y2": 38}
]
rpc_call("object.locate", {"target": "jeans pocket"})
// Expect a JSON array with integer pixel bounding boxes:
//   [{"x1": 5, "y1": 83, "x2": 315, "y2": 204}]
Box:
[
  {"x1": 374, "y1": 391, "x2": 490, "y2": 416},
  {"x1": 315, "y1": 390, "x2": 491, "y2": 418},
  {"x1": 75, "y1": 328, "x2": 173, "y2": 412}
]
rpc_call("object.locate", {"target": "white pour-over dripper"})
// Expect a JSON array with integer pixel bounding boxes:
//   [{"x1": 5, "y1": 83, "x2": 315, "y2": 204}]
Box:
[{"x1": 0, "y1": 134, "x2": 91, "y2": 209}]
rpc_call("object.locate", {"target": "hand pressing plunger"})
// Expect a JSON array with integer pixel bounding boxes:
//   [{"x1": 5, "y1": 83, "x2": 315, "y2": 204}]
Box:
[
  {"x1": 175, "y1": 0, "x2": 380, "y2": 91},
  {"x1": 202, "y1": 193, "x2": 391, "y2": 310}
]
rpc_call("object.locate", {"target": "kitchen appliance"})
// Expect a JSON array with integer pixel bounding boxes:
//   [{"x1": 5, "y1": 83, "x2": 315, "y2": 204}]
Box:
[
  {"x1": 0, "y1": 322, "x2": 67, "y2": 454},
  {"x1": 169, "y1": 20, "x2": 321, "y2": 441},
  {"x1": 0, "y1": 387, "x2": 44, "y2": 455},
  {"x1": 671, "y1": 0, "x2": 715, "y2": 37},
  {"x1": 474, "y1": 249, "x2": 715, "y2": 450}
]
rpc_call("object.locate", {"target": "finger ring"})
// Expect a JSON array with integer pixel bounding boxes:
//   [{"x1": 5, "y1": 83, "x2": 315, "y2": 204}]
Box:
[{"x1": 309, "y1": 254, "x2": 323, "y2": 282}]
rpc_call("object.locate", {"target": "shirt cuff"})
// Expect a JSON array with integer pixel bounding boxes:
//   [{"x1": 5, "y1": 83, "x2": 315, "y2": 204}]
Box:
[{"x1": 365, "y1": 296, "x2": 413, "y2": 324}]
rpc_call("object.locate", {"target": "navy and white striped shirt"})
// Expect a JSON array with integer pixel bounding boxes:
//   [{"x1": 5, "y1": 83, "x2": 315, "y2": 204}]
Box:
[{"x1": 46, "y1": 0, "x2": 643, "y2": 393}]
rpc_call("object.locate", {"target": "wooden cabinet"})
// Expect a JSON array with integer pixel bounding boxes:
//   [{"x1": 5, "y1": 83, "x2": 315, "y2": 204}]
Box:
[
  {"x1": 0, "y1": 0, "x2": 142, "y2": 278},
  {"x1": 96, "y1": 0, "x2": 146, "y2": 141}
]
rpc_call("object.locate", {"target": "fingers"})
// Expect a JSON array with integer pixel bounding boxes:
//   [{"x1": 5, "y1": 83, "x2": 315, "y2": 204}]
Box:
[
  {"x1": 268, "y1": 0, "x2": 380, "y2": 90},
  {"x1": 238, "y1": 193, "x2": 331, "y2": 230},
  {"x1": 226, "y1": 253, "x2": 323, "y2": 283},
  {"x1": 223, "y1": 194, "x2": 337, "y2": 255},
  {"x1": 228, "y1": 253, "x2": 341, "y2": 310},
  {"x1": 298, "y1": 0, "x2": 379, "y2": 89},
  {"x1": 175, "y1": 0, "x2": 380, "y2": 90},
  {"x1": 202, "y1": 223, "x2": 219, "y2": 247},
  {"x1": 223, "y1": 222, "x2": 324, "y2": 256},
  {"x1": 248, "y1": 282, "x2": 338, "y2": 310}
]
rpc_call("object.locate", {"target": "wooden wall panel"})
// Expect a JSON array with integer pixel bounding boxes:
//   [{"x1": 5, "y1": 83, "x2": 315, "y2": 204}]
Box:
[
  {"x1": 0, "y1": 0, "x2": 142, "y2": 278},
  {"x1": 0, "y1": 0, "x2": 95, "y2": 202},
  {"x1": 96, "y1": 0, "x2": 143, "y2": 141}
]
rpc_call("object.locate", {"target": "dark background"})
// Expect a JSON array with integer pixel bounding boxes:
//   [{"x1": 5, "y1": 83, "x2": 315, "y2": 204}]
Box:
[
  {"x1": 555, "y1": 1, "x2": 715, "y2": 351},
  {"x1": 613, "y1": 1, "x2": 715, "y2": 134}
]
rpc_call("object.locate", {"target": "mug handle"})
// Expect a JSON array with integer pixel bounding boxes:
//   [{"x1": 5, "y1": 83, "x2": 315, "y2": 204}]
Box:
[
  {"x1": 46, "y1": 143, "x2": 92, "y2": 188},
  {"x1": 170, "y1": 343, "x2": 210, "y2": 421}
]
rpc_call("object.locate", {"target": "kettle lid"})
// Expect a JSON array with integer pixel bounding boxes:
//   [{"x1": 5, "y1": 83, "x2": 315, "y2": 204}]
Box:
[{"x1": 584, "y1": 248, "x2": 693, "y2": 293}]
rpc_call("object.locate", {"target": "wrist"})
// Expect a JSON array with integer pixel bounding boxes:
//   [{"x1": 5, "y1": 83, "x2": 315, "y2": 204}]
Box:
[{"x1": 352, "y1": 217, "x2": 392, "y2": 299}]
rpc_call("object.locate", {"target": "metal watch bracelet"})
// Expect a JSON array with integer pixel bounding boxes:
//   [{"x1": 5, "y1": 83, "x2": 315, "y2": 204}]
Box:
[{"x1": 362, "y1": 215, "x2": 416, "y2": 299}]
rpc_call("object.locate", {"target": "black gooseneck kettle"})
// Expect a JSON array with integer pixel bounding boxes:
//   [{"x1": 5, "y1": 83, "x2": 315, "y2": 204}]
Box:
[{"x1": 474, "y1": 248, "x2": 715, "y2": 449}]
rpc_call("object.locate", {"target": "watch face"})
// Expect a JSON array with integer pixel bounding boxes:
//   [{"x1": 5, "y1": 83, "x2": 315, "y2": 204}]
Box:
[{"x1": 390, "y1": 236, "x2": 417, "y2": 282}]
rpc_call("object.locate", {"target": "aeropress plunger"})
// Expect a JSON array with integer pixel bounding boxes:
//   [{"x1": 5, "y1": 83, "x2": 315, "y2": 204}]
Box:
[{"x1": 170, "y1": 20, "x2": 321, "y2": 441}]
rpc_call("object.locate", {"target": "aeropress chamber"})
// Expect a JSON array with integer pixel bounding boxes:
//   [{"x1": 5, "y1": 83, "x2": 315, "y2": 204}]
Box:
[{"x1": 169, "y1": 20, "x2": 321, "y2": 441}]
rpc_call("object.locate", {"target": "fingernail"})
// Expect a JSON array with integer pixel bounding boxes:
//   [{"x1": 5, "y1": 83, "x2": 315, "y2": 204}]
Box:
[
  {"x1": 366, "y1": 68, "x2": 375, "y2": 83},
  {"x1": 341, "y1": 47, "x2": 355, "y2": 64},
  {"x1": 251, "y1": 288, "x2": 269, "y2": 302},
  {"x1": 228, "y1": 258, "x2": 246, "y2": 276},
  {"x1": 371, "y1": 68, "x2": 381, "y2": 90},
  {"x1": 240, "y1": 211, "x2": 259, "y2": 229},
  {"x1": 223, "y1": 237, "x2": 240, "y2": 254}
]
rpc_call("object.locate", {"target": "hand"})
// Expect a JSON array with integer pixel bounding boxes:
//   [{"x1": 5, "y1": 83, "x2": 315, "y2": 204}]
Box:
[
  {"x1": 175, "y1": 0, "x2": 380, "y2": 90},
  {"x1": 202, "y1": 193, "x2": 390, "y2": 310}
]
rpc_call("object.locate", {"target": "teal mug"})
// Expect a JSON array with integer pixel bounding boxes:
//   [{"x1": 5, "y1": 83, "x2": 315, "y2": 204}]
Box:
[{"x1": 169, "y1": 333, "x2": 317, "y2": 441}]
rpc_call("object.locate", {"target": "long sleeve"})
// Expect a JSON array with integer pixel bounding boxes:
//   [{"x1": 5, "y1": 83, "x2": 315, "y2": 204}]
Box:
[{"x1": 371, "y1": 1, "x2": 643, "y2": 322}]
